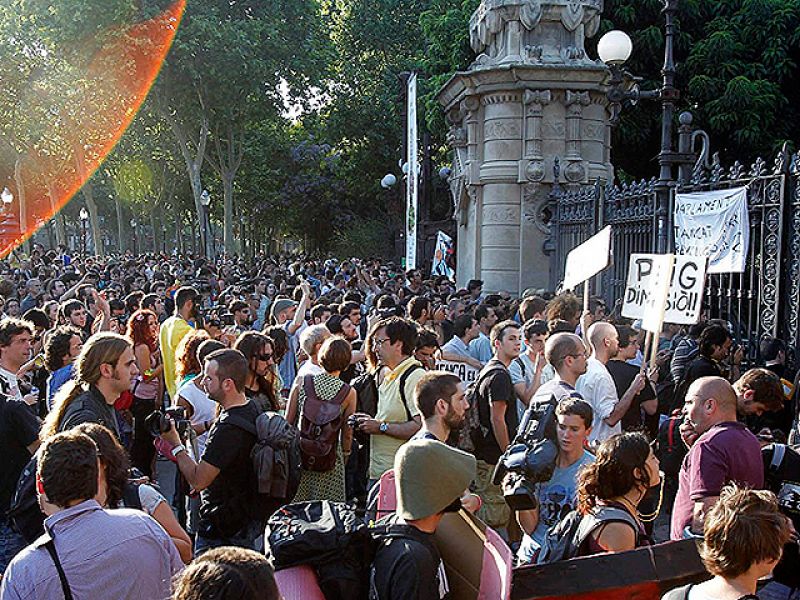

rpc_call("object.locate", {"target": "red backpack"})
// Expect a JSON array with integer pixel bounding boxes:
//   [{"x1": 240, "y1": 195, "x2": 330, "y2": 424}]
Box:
[{"x1": 299, "y1": 375, "x2": 351, "y2": 472}]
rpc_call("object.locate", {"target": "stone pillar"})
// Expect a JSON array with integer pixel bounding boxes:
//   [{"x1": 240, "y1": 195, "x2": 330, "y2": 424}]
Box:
[{"x1": 438, "y1": 0, "x2": 613, "y2": 295}]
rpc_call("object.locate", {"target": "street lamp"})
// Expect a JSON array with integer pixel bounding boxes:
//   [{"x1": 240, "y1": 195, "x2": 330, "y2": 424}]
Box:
[
  {"x1": 130, "y1": 218, "x2": 137, "y2": 255},
  {"x1": 381, "y1": 173, "x2": 397, "y2": 189},
  {"x1": 79, "y1": 207, "x2": 89, "y2": 258},
  {"x1": 161, "y1": 225, "x2": 167, "y2": 254},
  {"x1": 597, "y1": 0, "x2": 685, "y2": 254},
  {"x1": 199, "y1": 189, "x2": 211, "y2": 259}
]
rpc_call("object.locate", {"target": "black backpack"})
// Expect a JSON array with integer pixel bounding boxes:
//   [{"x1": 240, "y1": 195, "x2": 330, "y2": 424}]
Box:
[
  {"x1": 655, "y1": 413, "x2": 687, "y2": 478},
  {"x1": 266, "y1": 501, "x2": 377, "y2": 600},
  {"x1": 351, "y1": 371, "x2": 379, "y2": 417},
  {"x1": 456, "y1": 364, "x2": 506, "y2": 453},
  {"x1": 537, "y1": 505, "x2": 639, "y2": 564}
]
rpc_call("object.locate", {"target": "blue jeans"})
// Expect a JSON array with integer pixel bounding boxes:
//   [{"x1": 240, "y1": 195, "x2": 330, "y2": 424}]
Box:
[
  {"x1": 195, "y1": 520, "x2": 262, "y2": 557},
  {"x1": 0, "y1": 518, "x2": 27, "y2": 575},
  {"x1": 759, "y1": 582, "x2": 800, "y2": 600}
]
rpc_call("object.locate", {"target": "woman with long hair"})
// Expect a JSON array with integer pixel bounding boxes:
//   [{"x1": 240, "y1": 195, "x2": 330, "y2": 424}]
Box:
[
  {"x1": 233, "y1": 332, "x2": 279, "y2": 412},
  {"x1": 126, "y1": 308, "x2": 163, "y2": 477},
  {"x1": 41, "y1": 333, "x2": 133, "y2": 440},
  {"x1": 73, "y1": 423, "x2": 193, "y2": 563},
  {"x1": 43, "y1": 326, "x2": 83, "y2": 409},
  {"x1": 175, "y1": 330, "x2": 210, "y2": 390},
  {"x1": 575, "y1": 431, "x2": 661, "y2": 555},
  {"x1": 263, "y1": 325, "x2": 289, "y2": 407}
]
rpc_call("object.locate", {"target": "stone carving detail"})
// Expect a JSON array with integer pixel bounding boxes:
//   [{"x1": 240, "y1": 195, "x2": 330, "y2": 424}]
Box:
[
  {"x1": 469, "y1": 0, "x2": 603, "y2": 67},
  {"x1": 523, "y1": 183, "x2": 552, "y2": 234},
  {"x1": 484, "y1": 121, "x2": 521, "y2": 139},
  {"x1": 564, "y1": 160, "x2": 586, "y2": 182},
  {"x1": 526, "y1": 160, "x2": 546, "y2": 182},
  {"x1": 484, "y1": 205, "x2": 520, "y2": 224}
]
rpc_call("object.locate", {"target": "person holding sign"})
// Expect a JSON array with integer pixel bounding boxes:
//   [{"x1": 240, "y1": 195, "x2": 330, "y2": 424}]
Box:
[
  {"x1": 577, "y1": 323, "x2": 648, "y2": 446},
  {"x1": 606, "y1": 325, "x2": 658, "y2": 434}
]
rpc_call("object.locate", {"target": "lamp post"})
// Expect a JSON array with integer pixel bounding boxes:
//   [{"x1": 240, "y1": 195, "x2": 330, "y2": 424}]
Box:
[
  {"x1": 130, "y1": 218, "x2": 137, "y2": 255},
  {"x1": 598, "y1": 0, "x2": 684, "y2": 254},
  {"x1": 161, "y1": 225, "x2": 167, "y2": 254},
  {"x1": 79, "y1": 207, "x2": 89, "y2": 258},
  {"x1": 199, "y1": 189, "x2": 211, "y2": 259}
]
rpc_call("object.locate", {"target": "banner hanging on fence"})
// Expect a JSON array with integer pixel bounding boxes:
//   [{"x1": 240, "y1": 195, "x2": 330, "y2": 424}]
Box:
[
  {"x1": 431, "y1": 230, "x2": 455, "y2": 280},
  {"x1": 405, "y1": 72, "x2": 419, "y2": 270},
  {"x1": 562, "y1": 226, "x2": 612, "y2": 290},
  {"x1": 622, "y1": 254, "x2": 707, "y2": 324},
  {"x1": 674, "y1": 186, "x2": 749, "y2": 274},
  {"x1": 435, "y1": 360, "x2": 479, "y2": 385}
]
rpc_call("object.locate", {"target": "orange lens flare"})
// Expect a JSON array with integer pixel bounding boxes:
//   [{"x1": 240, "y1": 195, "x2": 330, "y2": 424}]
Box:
[{"x1": 1, "y1": 0, "x2": 186, "y2": 256}]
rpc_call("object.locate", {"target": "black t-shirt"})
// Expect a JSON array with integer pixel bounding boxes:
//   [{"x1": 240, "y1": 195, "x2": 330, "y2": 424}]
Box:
[
  {"x1": 606, "y1": 360, "x2": 656, "y2": 432},
  {"x1": 682, "y1": 356, "x2": 721, "y2": 389},
  {"x1": 199, "y1": 400, "x2": 260, "y2": 538},
  {"x1": 0, "y1": 398, "x2": 40, "y2": 514},
  {"x1": 371, "y1": 515, "x2": 448, "y2": 600},
  {"x1": 474, "y1": 359, "x2": 517, "y2": 465}
]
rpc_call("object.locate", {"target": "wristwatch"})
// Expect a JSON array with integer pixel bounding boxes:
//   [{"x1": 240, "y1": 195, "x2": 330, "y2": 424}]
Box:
[
  {"x1": 171, "y1": 444, "x2": 187, "y2": 458},
  {"x1": 379, "y1": 422, "x2": 389, "y2": 434}
]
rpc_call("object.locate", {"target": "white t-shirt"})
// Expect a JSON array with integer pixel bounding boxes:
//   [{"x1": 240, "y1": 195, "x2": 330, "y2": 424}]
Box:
[
  {"x1": 0, "y1": 366, "x2": 22, "y2": 401},
  {"x1": 576, "y1": 357, "x2": 620, "y2": 445},
  {"x1": 176, "y1": 378, "x2": 216, "y2": 458}
]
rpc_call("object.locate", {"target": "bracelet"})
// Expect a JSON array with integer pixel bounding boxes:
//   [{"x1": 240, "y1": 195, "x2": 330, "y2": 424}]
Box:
[
  {"x1": 171, "y1": 444, "x2": 187, "y2": 458},
  {"x1": 474, "y1": 495, "x2": 483, "y2": 511}
]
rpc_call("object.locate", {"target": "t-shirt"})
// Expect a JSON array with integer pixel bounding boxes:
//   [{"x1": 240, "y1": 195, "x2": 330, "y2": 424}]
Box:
[
  {"x1": 605, "y1": 360, "x2": 656, "y2": 432},
  {"x1": 670, "y1": 421, "x2": 764, "y2": 540},
  {"x1": 468, "y1": 332, "x2": 493, "y2": 365},
  {"x1": 474, "y1": 359, "x2": 517, "y2": 465},
  {"x1": 369, "y1": 357, "x2": 424, "y2": 480},
  {"x1": 517, "y1": 450, "x2": 595, "y2": 562},
  {"x1": 371, "y1": 515, "x2": 449, "y2": 600},
  {"x1": 576, "y1": 357, "x2": 620, "y2": 445},
  {"x1": 199, "y1": 400, "x2": 260, "y2": 538},
  {"x1": 0, "y1": 366, "x2": 23, "y2": 402},
  {"x1": 278, "y1": 321, "x2": 307, "y2": 396},
  {"x1": 176, "y1": 378, "x2": 216, "y2": 458},
  {"x1": 0, "y1": 398, "x2": 39, "y2": 513},
  {"x1": 159, "y1": 315, "x2": 193, "y2": 400}
]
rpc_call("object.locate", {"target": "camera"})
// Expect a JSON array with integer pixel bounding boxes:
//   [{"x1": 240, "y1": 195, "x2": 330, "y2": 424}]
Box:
[
  {"x1": 492, "y1": 397, "x2": 559, "y2": 511},
  {"x1": 145, "y1": 407, "x2": 191, "y2": 438}
]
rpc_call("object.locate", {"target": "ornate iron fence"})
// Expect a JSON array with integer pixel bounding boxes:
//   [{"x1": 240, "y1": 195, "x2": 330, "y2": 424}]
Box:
[{"x1": 550, "y1": 147, "x2": 800, "y2": 365}]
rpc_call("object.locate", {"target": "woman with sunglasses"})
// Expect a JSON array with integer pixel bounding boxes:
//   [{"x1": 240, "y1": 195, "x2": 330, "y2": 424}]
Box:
[{"x1": 233, "y1": 331, "x2": 280, "y2": 412}]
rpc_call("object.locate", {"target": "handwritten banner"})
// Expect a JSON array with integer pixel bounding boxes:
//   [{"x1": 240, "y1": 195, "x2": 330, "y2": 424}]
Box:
[
  {"x1": 562, "y1": 226, "x2": 612, "y2": 290},
  {"x1": 674, "y1": 187, "x2": 749, "y2": 274},
  {"x1": 622, "y1": 254, "x2": 707, "y2": 325},
  {"x1": 435, "y1": 361, "x2": 479, "y2": 384}
]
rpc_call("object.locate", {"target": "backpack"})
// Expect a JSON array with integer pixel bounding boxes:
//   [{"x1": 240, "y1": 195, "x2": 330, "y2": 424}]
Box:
[
  {"x1": 299, "y1": 376, "x2": 351, "y2": 472},
  {"x1": 457, "y1": 363, "x2": 507, "y2": 453},
  {"x1": 655, "y1": 413, "x2": 687, "y2": 477},
  {"x1": 352, "y1": 371, "x2": 379, "y2": 417},
  {"x1": 8, "y1": 454, "x2": 42, "y2": 543},
  {"x1": 536, "y1": 505, "x2": 639, "y2": 564},
  {"x1": 226, "y1": 410, "x2": 303, "y2": 522},
  {"x1": 266, "y1": 501, "x2": 378, "y2": 600}
]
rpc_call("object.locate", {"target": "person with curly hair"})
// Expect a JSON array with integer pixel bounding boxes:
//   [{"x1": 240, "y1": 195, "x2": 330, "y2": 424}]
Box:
[
  {"x1": 44, "y1": 326, "x2": 83, "y2": 408},
  {"x1": 126, "y1": 309, "x2": 164, "y2": 477},
  {"x1": 574, "y1": 431, "x2": 660, "y2": 556},
  {"x1": 233, "y1": 332, "x2": 279, "y2": 413},
  {"x1": 171, "y1": 546, "x2": 280, "y2": 600}
]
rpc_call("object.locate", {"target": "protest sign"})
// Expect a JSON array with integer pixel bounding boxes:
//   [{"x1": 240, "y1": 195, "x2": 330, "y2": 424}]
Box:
[
  {"x1": 562, "y1": 226, "x2": 612, "y2": 291},
  {"x1": 622, "y1": 254, "x2": 707, "y2": 324},
  {"x1": 641, "y1": 254, "x2": 675, "y2": 333},
  {"x1": 431, "y1": 230, "x2": 455, "y2": 280},
  {"x1": 435, "y1": 360, "x2": 479, "y2": 385},
  {"x1": 674, "y1": 186, "x2": 749, "y2": 274}
]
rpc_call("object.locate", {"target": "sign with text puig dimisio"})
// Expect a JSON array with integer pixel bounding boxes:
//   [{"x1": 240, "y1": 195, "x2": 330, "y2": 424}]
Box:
[
  {"x1": 640, "y1": 254, "x2": 676, "y2": 333},
  {"x1": 622, "y1": 254, "x2": 707, "y2": 325}
]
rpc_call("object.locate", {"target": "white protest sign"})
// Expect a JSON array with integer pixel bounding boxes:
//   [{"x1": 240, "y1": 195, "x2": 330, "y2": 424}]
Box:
[
  {"x1": 562, "y1": 226, "x2": 612, "y2": 290},
  {"x1": 435, "y1": 361, "x2": 479, "y2": 385},
  {"x1": 622, "y1": 254, "x2": 707, "y2": 324},
  {"x1": 641, "y1": 254, "x2": 675, "y2": 333},
  {"x1": 674, "y1": 186, "x2": 749, "y2": 274}
]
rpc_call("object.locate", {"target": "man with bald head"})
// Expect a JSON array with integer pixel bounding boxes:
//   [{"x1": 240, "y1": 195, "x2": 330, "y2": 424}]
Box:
[
  {"x1": 527, "y1": 333, "x2": 588, "y2": 410},
  {"x1": 670, "y1": 376, "x2": 764, "y2": 540},
  {"x1": 576, "y1": 322, "x2": 646, "y2": 445}
]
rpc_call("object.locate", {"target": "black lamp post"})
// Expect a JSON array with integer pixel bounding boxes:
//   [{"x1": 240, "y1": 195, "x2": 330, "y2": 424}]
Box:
[
  {"x1": 130, "y1": 218, "x2": 137, "y2": 255},
  {"x1": 79, "y1": 207, "x2": 89, "y2": 258},
  {"x1": 598, "y1": 0, "x2": 689, "y2": 254}
]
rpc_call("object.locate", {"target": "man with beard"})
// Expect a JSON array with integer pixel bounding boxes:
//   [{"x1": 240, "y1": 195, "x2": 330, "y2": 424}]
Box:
[
  {"x1": 516, "y1": 398, "x2": 596, "y2": 564},
  {"x1": 409, "y1": 372, "x2": 481, "y2": 513}
]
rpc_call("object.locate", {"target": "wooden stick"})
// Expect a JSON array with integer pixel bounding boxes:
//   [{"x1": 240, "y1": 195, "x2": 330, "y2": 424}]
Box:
[
  {"x1": 582, "y1": 281, "x2": 590, "y2": 344},
  {"x1": 650, "y1": 327, "x2": 660, "y2": 373},
  {"x1": 640, "y1": 331, "x2": 652, "y2": 374}
]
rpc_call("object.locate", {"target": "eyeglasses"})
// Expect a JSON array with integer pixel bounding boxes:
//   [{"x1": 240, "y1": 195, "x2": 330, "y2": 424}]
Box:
[
  {"x1": 372, "y1": 337, "x2": 390, "y2": 347},
  {"x1": 257, "y1": 353, "x2": 273, "y2": 362}
]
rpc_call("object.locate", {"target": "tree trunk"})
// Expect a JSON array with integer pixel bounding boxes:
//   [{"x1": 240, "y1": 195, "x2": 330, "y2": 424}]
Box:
[
  {"x1": 45, "y1": 180, "x2": 67, "y2": 246},
  {"x1": 149, "y1": 210, "x2": 159, "y2": 254},
  {"x1": 73, "y1": 146, "x2": 104, "y2": 257},
  {"x1": 14, "y1": 157, "x2": 28, "y2": 252},
  {"x1": 115, "y1": 198, "x2": 125, "y2": 252}
]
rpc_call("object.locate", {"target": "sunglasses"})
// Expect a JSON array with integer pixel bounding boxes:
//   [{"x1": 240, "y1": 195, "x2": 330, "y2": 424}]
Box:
[{"x1": 257, "y1": 353, "x2": 273, "y2": 361}]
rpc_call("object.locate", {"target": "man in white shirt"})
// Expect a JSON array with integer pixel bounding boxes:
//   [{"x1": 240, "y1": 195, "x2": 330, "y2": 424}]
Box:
[
  {"x1": 440, "y1": 314, "x2": 482, "y2": 369},
  {"x1": 577, "y1": 322, "x2": 645, "y2": 445}
]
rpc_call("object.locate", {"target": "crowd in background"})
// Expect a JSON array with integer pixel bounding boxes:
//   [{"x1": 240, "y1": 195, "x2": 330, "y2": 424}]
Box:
[{"x1": 0, "y1": 242, "x2": 797, "y2": 600}]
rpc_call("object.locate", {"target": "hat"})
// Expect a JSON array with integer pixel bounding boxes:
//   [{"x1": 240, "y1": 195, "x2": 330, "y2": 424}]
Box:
[
  {"x1": 394, "y1": 439, "x2": 476, "y2": 521},
  {"x1": 270, "y1": 297, "x2": 298, "y2": 320}
]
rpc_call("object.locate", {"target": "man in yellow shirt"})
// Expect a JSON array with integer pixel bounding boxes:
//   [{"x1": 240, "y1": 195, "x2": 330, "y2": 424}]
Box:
[
  {"x1": 353, "y1": 317, "x2": 424, "y2": 487},
  {"x1": 159, "y1": 286, "x2": 199, "y2": 400}
]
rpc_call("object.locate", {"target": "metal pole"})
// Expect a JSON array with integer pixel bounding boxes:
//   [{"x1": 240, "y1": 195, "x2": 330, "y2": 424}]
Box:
[{"x1": 655, "y1": 0, "x2": 679, "y2": 254}]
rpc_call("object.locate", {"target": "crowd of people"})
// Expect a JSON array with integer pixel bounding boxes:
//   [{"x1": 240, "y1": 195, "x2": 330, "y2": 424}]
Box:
[{"x1": 0, "y1": 243, "x2": 797, "y2": 599}]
